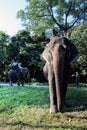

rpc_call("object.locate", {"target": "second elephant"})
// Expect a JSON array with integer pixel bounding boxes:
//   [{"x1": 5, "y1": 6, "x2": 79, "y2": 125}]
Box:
[{"x1": 8, "y1": 66, "x2": 30, "y2": 86}]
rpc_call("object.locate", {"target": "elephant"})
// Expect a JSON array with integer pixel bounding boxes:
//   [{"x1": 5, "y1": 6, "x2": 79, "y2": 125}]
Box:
[
  {"x1": 42, "y1": 36, "x2": 78, "y2": 113},
  {"x1": 8, "y1": 63, "x2": 30, "y2": 86}
]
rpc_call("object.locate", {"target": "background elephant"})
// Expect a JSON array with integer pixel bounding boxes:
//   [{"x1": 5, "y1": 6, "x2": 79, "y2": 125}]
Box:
[
  {"x1": 8, "y1": 62, "x2": 30, "y2": 86},
  {"x1": 42, "y1": 36, "x2": 78, "y2": 113}
]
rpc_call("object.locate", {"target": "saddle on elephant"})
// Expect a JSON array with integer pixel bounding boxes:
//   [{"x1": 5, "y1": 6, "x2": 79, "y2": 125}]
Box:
[{"x1": 9, "y1": 62, "x2": 18, "y2": 70}]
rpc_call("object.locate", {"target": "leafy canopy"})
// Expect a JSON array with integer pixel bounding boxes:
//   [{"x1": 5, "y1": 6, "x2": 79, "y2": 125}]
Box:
[
  {"x1": 0, "y1": 31, "x2": 9, "y2": 63},
  {"x1": 71, "y1": 23, "x2": 87, "y2": 75},
  {"x1": 17, "y1": 0, "x2": 87, "y2": 35}
]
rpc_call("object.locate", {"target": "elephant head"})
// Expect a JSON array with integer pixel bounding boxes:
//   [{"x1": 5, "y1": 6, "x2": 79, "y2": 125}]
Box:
[{"x1": 42, "y1": 36, "x2": 78, "y2": 113}]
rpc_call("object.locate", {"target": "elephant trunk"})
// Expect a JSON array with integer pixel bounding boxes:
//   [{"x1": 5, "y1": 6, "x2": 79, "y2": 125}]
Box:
[{"x1": 52, "y1": 45, "x2": 65, "y2": 112}]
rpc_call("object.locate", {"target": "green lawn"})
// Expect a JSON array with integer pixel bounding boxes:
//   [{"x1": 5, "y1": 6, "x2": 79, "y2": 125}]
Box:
[{"x1": 0, "y1": 84, "x2": 87, "y2": 130}]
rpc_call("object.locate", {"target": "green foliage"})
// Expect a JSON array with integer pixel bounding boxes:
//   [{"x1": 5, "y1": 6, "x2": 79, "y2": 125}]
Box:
[
  {"x1": 16, "y1": 29, "x2": 33, "y2": 44},
  {"x1": 7, "y1": 43, "x2": 19, "y2": 61},
  {"x1": 18, "y1": 42, "x2": 45, "y2": 81},
  {"x1": 0, "y1": 85, "x2": 87, "y2": 130},
  {"x1": 17, "y1": 0, "x2": 87, "y2": 35},
  {"x1": 19, "y1": 43, "x2": 42, "y2": 66},
  {"x1": 0, "y1": 31, "x2": 10, "y2": 80},
  {"x1": 71, "y1": 23, "x2": 87, "y2": 75},
  {"x1": 0, "y1": 31, "x2": 9, "y2": 63},
  {"x1": 2, "y1": 28, "x2": 47, "y2": 82}
]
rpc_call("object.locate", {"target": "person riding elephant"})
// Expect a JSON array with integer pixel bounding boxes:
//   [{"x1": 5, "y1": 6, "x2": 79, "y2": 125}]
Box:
[
  {"x1": 42, "y1": 36, "x2": 78, "y2": 113},
  {"x1": 8, "y1": 62, "x2": 30, "y2": 86},
  {"x1": 9, "y1": 61, "x2": 18, "y2": 70}
]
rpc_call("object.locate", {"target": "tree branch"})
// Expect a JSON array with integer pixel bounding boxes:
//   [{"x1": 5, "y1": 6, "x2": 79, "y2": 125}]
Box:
[
  {"x1": 47, "y1": 6, "x2": 66, "y2": 31},
  {"x1": 67, "y1": 18, "x2": 79, "y2": 30}
]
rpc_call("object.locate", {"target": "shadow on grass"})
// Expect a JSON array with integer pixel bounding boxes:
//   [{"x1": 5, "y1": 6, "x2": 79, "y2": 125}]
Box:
[
  {"x1": 4, "y1": 121, "x2": 86, "y2": 130},
  {"x1": 64, "y1": 88, "x2": 87, "y2": 112},
  {"x1": 64, "y1": 100, "x2": 87, "y2": 112},
  {"x1": 64, "y1": 103, "x2": 87, "y2": 112}
]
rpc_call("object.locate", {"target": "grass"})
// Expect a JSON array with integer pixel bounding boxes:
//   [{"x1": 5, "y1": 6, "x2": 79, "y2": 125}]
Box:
[
  {"x1": 0, "y1": 84, "x2": 87, "y2": 130},
  {"x1": 68, "y1": 83, "x2": 87, "y2": 88}
]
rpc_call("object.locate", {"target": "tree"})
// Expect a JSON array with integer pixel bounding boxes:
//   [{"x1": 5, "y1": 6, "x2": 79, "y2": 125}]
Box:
[
  {"x1": 0, "y1": 31, "x2": 9, "y2": 80},
  {"x1": 16, "y1": 29, "x2": 33, "y2": 45},
  {"x1": 0, "y1": 31, "x2": 9, "y2": 63},
  {"x1": 18, "y1": 41, "x2": 45, "y2": 82},
  {"x1": 7, "y1": 42, "x2": 19, "y2": 61},
  {"x1": 71, "y1": 23, "x2": 87, "y2": 76},
  {"x1": 6, "y1": 29, "x2": 33, "y2": 63},
  {"x1": 17, "y1": 0, "x2": 87, "y2": 35}
]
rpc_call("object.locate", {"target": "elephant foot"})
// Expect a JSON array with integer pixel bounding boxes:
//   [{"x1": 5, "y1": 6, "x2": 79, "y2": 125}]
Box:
[
  {"x1": 58, "y1": 105, "x2": 63, "y2": 113},
  {"x1": 50, "y1": 105, "x2": 58, "y2": 113},
  {"x1": 10, "y1": 83, "x2": 13, "y2": 86},
  {"x1": 58, "y1": 108, "x2": 63, "y2": 113}
]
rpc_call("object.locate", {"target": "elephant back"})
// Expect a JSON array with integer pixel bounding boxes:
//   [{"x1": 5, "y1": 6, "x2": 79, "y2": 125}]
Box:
[
  {"x1": 21, "y1": 67, "x2": 29, "y2": 77},
  {"x1": 16, "y1": 67, "x2": 29, "y2": 80}
]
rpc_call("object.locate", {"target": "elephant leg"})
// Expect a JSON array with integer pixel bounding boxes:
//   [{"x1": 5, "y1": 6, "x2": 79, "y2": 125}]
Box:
[
  {"x1": 62, "y1": 78, "x2": 68, "y2": 105},
  {"x1": 10, "y1": 81, "x2": 13, "y2": 86},
  {"x1": 21, "y1": 80, "x2": 24, "y2": 86},
  {"x1": 48, "y1": 64, "x2": 57, "y2": 113},
  {"x1": 43, "y1": 63, "x2": 48, "y2": 80},
  {"x1": 8, "y1": 77, "x2": 13, "y2": 86},
  {"x1": 17, "y1": 80, "x2": 20, "y2": 86},
  {"x1": 22, "y1": 83, "x2": 24, "y2": 86},
  {"x1": 54, "y1": 68, "x2": 63, "y2": 112},
  {"x1": 8, "y1": 75, "x2": 13, "y2": 86},
  {"x1": 63, "y1": 65, "x2": 71, "y2": 105}
]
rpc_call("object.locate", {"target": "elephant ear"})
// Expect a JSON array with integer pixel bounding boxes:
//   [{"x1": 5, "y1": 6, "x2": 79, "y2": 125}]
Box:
[
  {"x1": 69, "y1": 42, "x2": 78, "y2": 63},
  {"x1": 63, "y1": 37, "x2": 78, "y2": 64}
]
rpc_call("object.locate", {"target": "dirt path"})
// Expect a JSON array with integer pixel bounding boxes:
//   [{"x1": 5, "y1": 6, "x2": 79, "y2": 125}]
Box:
[
  {"x1": 0, "y1": 82, "x2": 87, "y2": 90},
  {"x1": 0, "y1": 82, "x2": 48, "y2": 88}
]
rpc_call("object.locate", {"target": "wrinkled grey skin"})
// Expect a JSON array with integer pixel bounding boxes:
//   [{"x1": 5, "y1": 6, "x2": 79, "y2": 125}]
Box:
[
  {"x1": 8, "y1": 67, "x2": 30, "y2": 86},
  {"x1": 42, "y1": 36, "x2": 78, "y2": 113}
]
